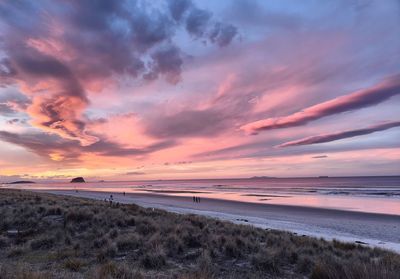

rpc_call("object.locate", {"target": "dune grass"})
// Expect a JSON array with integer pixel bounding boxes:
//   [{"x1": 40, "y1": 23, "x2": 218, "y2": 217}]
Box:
[{"x1": 0, "y1": 189, "x2": 399, "y2": 278}]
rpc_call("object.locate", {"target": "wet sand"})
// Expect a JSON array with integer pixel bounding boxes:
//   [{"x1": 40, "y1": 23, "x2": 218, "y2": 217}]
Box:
[{"x1": 39, "y1": 189, "x2": 400, "y2": 253}]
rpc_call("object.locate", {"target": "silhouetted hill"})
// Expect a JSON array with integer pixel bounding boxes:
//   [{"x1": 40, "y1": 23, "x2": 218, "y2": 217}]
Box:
[{"x1": 8, "y1": 181, "x2": 35, "y2": 184}]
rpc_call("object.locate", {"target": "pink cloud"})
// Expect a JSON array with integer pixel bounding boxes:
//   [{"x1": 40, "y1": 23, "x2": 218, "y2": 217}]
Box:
[
  {"x1": 27, "y1": 94, "x2": 97, "y2": 146},
  {"x1": 87, "y1": 113, "x2": 157, "y2": 147},
  {"x1": 241, "y1": 74, "x2": 400, "y2": 134}
]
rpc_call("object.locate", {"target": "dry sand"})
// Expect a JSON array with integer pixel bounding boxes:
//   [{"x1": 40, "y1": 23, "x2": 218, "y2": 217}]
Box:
[{"x1": 39, "y1": 189, "x2": 400, "y2": 253}]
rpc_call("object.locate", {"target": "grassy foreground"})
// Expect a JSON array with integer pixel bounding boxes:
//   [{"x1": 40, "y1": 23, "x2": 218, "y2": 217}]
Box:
[{"x1": 0, "y1": 189, "x2": 399, "y2": 279}]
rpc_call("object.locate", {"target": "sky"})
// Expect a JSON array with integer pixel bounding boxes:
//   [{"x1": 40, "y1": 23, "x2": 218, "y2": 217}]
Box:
[{"x1": 0, "y1": 0, "x2": 399, "y2": 181}]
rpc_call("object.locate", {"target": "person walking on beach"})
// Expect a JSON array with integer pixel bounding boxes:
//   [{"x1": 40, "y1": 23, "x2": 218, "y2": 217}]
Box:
[
  {"x1": 193, "y1": 196, "x2": 195, "y2": 203},
  {"x1": 123, "y1": 192, "x2": 125, "y2": 196}
]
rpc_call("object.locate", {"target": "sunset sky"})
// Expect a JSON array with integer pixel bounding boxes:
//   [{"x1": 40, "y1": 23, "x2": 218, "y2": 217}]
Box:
[{"x1": 0, "y1": 0, "x2": 399, "y2": 181}]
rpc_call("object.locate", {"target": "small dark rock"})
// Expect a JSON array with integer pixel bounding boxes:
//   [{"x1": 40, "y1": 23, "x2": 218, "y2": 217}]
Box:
[{"x1": 70, "y1": 177, "x2": 85, "y2": 183}]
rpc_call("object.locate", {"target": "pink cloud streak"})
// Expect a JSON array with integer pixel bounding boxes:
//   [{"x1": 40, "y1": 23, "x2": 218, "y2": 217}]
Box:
[{"x1": 241, "y1": 74, "x2": 400, "y2": 134}]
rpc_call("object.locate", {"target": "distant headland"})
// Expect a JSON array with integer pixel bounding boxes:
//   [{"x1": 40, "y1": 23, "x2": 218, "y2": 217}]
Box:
[
  {"x1": 249, "y1": 176, "x2": 276, "y2": 179},
  {"x1": 7, "y1": 181, "x2": 35, "y2": 184}
]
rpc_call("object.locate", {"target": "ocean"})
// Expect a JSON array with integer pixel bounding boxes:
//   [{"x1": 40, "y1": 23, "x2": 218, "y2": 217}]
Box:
[{"x1": 2, "y1": 176, "x2": 400, "y2": 215}]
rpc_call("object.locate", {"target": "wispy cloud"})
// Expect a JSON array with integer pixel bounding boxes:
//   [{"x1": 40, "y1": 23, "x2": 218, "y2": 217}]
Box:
[
  {"x1": 312, "y1": 155, "x2": 328, "y2": 159},
  {"x1": 125, "y1": 171, "x2": 146, "y2": 175},
  {"x1": 241, "y1": 75, "x2": 400, "y2": 134},
  {"x1": 277, "y1": 121, "x2": 400, "y2": 148}
]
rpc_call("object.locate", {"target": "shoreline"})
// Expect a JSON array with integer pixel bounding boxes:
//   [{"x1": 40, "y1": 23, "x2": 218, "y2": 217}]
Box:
[{"x1": 32, "y1": 189, "x2": 400, "y2": 253}]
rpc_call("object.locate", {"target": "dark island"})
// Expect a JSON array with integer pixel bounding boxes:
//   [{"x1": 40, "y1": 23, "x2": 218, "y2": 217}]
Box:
[
  {"x1": 7, "y1": 181, "x2": 35, "y2": 184},
  {"x1": 70, "y1": 177, "x2": 85, "y2": 183}
]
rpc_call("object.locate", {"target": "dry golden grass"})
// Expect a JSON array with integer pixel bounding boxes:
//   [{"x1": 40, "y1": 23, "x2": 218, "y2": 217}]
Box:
[{"x1": 0, "y1": 189, "x2": 399, "y2": 278}]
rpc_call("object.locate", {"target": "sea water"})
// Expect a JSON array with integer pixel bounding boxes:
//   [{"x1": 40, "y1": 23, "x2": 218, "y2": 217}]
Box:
[{"x1": 2, "y1": 176, "x2": 400, "y2": 215}]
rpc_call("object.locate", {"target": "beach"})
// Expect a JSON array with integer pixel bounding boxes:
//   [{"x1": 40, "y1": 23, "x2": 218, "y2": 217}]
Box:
[
  {"x1": 2, "y1": 188, "x2": 400, "y2": 278},
  {"x1": 40, "y1": 189, "x2": 400, "y2": 253}
]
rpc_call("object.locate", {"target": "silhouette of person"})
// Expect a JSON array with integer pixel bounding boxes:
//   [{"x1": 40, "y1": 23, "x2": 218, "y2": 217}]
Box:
[
  {"x1": 123, "y1": 192, "x2": 126, "y2": 196},
  {"x1": 193, "y1": 196, "x2": 195, "y2": 203}
]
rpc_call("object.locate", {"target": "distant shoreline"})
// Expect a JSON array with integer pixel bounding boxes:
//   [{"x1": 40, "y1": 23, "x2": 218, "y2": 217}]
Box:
[{"x1": 2, "y1": 175, "x2": 400, "y2": 184}]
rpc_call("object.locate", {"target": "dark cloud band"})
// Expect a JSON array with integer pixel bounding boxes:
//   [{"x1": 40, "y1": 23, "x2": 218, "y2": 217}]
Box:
[
  {"x1": 0, "y1": 130, "x2": 176, "y2": 162},
  {"x1": 277, "y1": 121, "x2": 400, "y2": 147}
]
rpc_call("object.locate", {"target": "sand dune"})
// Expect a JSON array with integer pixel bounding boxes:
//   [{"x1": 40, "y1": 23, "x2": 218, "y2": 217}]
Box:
[{"x1": 40, "y1": 189, "x2": 400, "y2": 253}]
